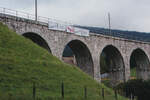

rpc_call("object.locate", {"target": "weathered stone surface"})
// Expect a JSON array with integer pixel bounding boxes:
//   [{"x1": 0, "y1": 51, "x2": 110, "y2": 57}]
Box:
[{"x1": 1, "y1": 13, "x2": 150, "y2": 84}]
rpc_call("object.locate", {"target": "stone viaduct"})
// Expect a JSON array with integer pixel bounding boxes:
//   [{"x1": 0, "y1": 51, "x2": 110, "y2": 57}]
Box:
[{"x1": 1, "y1": 13, "x2": 150, "y2": 85}]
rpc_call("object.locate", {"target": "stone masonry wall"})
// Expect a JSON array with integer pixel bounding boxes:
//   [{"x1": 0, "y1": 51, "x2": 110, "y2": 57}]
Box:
[{"x1": 1, "y1": 14, "x2": 150, "y2": 83}]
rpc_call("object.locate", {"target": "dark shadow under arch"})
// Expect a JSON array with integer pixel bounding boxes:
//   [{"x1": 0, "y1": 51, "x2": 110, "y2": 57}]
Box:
[
  {"x1": 62, "y1": 40, "x2": 94, "y2": 77},
  {"x1": 100, "y1": 45, "x2": 125, "y2": 86},
  {"x1": 130, "y1": 48, "x2": 150, "y2": 80},
  {"x1": 23, "y1": 32, "x2": 51, "y2": 53}
]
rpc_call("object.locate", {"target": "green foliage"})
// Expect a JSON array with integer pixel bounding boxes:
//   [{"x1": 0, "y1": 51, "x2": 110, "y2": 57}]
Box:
[
  {"x1": 130, "y1": 67, "x2": 136, "y2": 78},
  {"x1": 100, "y1": 53, "x2": 109, "y2": 74},
  {"x1": 0, "y1": 23, "x2": 127, "y2": 100},
  {"x1": 101, "y1": 80, "x2": 112, "y2": 88},
  {"x1": 116, "y1": 79, "x2": 150, "y2": 100}
]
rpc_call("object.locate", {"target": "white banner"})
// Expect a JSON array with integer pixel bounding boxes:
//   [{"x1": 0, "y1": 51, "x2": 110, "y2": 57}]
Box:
[
  {"x1": 67, "y1": 26, "x2": 89, "y2": 36},
  {"x1": 48, "y1": 21, "x2": 89, "y2": 36},
  {"x1": 66, "y1": 26, "x2": 75, "y2": 33},
  {"x1": 48, "y1": 21, "x2": 67, "y2": 31},
  {"x1": 74, "y1": 27, "x2": 89, "y2": 36}
]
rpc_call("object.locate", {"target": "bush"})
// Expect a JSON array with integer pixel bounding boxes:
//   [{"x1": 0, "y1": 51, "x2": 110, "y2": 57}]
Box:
[{"x1": 116, "y1": 79, "x2": 150, "y2": 100}]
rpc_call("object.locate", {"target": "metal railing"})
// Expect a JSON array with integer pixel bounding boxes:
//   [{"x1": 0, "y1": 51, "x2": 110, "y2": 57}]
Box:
[
  {"x1": 1, "y1": 7, "x2": 150, "y2": 44},
  {"x1": 0, "y1": 7, "x2": 73, "y2": 26}
]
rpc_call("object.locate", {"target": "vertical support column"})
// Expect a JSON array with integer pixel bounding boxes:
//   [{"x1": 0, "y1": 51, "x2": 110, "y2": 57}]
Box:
[
  {"x1": 123, "y1": 55, "x2": 130, "y2": 82},
  {"x1": 122, "y1": 41, "x2": 131, "y2": 82},
  {"x1": 92, "y1": 50, "x2": 101, "y2": 82}
]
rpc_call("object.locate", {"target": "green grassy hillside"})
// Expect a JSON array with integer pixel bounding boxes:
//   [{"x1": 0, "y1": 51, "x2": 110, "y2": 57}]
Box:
[{"x1": 0, "y1": 23, "x2": 127, "y2": 100}]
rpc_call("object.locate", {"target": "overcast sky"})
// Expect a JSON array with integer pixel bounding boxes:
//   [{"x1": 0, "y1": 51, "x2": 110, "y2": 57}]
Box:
[{"x1": 0, "y1": 0, "x2": 150, "y2": 32}]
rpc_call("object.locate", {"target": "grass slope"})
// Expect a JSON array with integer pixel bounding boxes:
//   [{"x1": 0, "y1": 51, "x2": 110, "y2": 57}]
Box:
[{"x1": 0, "y1": 23, "x2": 126, "y2": 100}]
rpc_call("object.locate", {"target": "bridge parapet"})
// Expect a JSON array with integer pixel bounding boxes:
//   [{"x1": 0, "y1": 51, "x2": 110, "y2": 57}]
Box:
[
  {"x1": 0, "y1": 7, "x2": 73, "y2": 28},
  {"x1": 1, "y1": 7, "x2": 150, "y2": 45}
]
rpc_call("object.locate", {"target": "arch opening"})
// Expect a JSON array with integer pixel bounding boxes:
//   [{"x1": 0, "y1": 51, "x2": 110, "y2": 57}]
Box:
[
  {"x1": 130, "y1": 48, "x2": 150, "y2": 80},
  {"x1": 100, "y1": 45, "x2": 125, "y2": 86},
  {"x1": 62, "y1": 40, "x2": 94, "y2": 77},
  {"x1": 23, "y1": 33, "x2": 51, "y2": 53}
]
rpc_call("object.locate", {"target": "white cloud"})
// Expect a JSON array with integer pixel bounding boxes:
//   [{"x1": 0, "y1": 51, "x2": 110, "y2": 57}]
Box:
[{"x1": 0, "y1": 0, "x2": 150, "y2": 32}]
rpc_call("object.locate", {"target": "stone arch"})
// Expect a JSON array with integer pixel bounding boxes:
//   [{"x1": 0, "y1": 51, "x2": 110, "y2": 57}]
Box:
[
  {"x1": 100, "y1": 45, "x2": 125, "y2": 86},
  {"x1": 62, "y1": 39, "x2": 94, "y2": 77},
  {"x1": 130, "y1": 48, "x2": 150, "y2": 80},
  {"x1": 22, "y1": 32, "x2": 51, "y2": 53}
]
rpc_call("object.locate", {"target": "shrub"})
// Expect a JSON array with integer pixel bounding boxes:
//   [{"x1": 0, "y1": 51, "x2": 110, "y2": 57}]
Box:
[{"x1": 116, "y1": 79, "x2": 150, "y2": 100}]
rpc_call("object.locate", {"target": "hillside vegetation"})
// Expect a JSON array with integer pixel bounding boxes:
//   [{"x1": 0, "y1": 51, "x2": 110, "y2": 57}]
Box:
[{"x1": 0, "y1": 23, "x2": 127, "y2": 100}]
